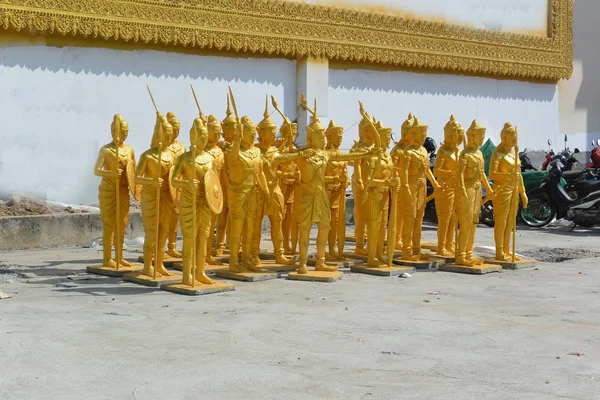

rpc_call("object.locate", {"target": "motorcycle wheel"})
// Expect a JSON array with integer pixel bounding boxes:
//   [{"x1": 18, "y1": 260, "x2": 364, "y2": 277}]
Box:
[
  {"x1": 519, "y1": 193, "x2": 557, "y2": 228},
  {"x1": 479, "y1": 203, "x2": 495, "y2": 227}
]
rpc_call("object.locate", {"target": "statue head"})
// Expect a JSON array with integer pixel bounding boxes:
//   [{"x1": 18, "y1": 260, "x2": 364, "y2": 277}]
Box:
[
  {"x1": 280, "y1": 120, "x2": 298, "y2": 145},
  {"x1": 257, "y1": 95, "x2": 277, "y2": 147},
  {"x1": 399, "y1": 113, "x2": 414, "y2": 144},
  {"x1": 166, "y1": 112, "x2": 180, "y2": 144},
  {"x1": 206, "y1": 114, "x2": 221, "y2": 145},
  {"x1": 466, "y1": 119, "x2": 486, "y2": 148},
  {"x1": 221, "y1": 93, "x2": 237, "y2": 143},
  {"x1": 409, "y1": 117, "x2": 428, "y2": 146},
  {"x1": 443, "y1": 115, "x2": 463, "y2": 147},
  {"x1": 325, "y1": 120, "x2": 344, "y2": 150},
  {"x1": 111, "y1": 114, "x2": 129, "y2": 144},
  {"x1": 151, "y1": 114, "x2": 172, "y2": 150},
  {"x1": 240, "y1": 116, "x2": 257, "y2": 148},
  {"x1": 500, "y1": 122, "x2": 518, "y2": 148},
  {"x1": 358, "y1": 110, "x2": 373, "y2": 144},
  {"x1": 190, "y1": 117, "x2": 208, "y2": 151},
  {"x1": 375, "y1": 121, "x2": 392, "y2": 149},
  {"x1": 306, "y1": 115, "x2": 326, "y2": 150}
]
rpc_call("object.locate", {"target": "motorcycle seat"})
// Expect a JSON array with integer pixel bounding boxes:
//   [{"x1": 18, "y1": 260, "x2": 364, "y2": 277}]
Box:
[
  {"x1": 563, "y1": 170, "x2": 584, "y2": 182},
  {"x1": 573, "y1": 180, "x2": 600, "y2": 197}
]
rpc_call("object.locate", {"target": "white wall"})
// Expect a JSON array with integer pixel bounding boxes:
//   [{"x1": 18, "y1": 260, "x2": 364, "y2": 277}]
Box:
[
  {"x1": 328, "y1": 67, "x2": 559, "y2": 153},
  {"x1": 296, "y1": 0, "x2": 549, "y2": 35},
  {"x1": 0, "y1": 46, "x2": 296, "y2": 205}
]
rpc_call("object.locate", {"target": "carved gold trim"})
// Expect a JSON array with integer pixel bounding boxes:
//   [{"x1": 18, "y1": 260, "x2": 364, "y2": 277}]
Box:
[{"x1": 0, "y1": 0, "x2": 573, "y2": 81}]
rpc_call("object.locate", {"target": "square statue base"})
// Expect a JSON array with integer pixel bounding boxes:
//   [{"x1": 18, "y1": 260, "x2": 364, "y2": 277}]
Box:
[
  {"x1": 170, "y1": 262, "x2": 228, "y2": 274},
  {"x1": 392, "y1": 258, "x2": 445, "y2": 270},
  {"x1": 350, "y1": 265, "x2": 415, "y2": 276},
  {"x1": 162, "y1": 281, "x2": 235, "y2": 296},
  {"x1": 342, "y1": 252, "x2": 369, "y2": 262},
  {"x1": 86, "y1": 264, "x2": 142, "y2": 278},
  {"x1": 430, "y1": 254, "x2": 456, "y2": 263},
  {"x1": 137, "y1": 256, "x2": 183, "y2": 268},
  {"x1": 307, "y1": 257, "x2": 357, "y2": 268},
  {"x1": 287, "y1": 269, "x2": 343, "y2": 283},
  {"x1": 420, "y1": 242, "x2": 438, "y2": 251},
  {"x1": 123, "y1": 272, "x2": 182, "y2": 287},
  {"x1": 484, "y1": 258, "x2": 537, "y2": 270},
  {"x1": 215, "y1": 269, "x2": 279, "y2": 282},
  {"x1": 255, "y1": 259, "x2": 298, "y2": 273},
  {"x1": 439, "y1": 263, "x2": 502, "y2": 275}
]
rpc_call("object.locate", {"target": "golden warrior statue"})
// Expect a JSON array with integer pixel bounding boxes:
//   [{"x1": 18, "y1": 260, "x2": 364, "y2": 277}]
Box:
[
  {"x1": 251, "y1": 97, "x2": 295, "y2": 266},
  {"x1": 204, "y1": 114, "x2": 226, "y2": 265},
  {"x1": 390, "y1": 113, "x2": 414, "y2": 250},
  {"x1": 489, "y1": 122, "x2": 528, "y2": 262},
  {"x1": 433, "y1": 115, "x2": 464, "y2": 256},
  {"x1": 93, "y1": 114, "x2": 137, "y2": 269},
  {"x1": 165, "y1": 112, "x2": 186, "y2": 259},
  {"x1": 399, "y1": 117, "x2": 441, "y2": 261},
  {"x1": 324, "y1": 120, "x2": 349, "y2": 260},
  {"x1": 215, "y1": 95, "x2": 236, "y2": 256},
  {"x1": 170, "y1": 118, "x2": 218, "y2": 286},
  {"x1": 135, "y1": 114, "x2": 176, "y2": 277},
  {"x1": 274, "y1": 96, "x2": 377, "y2": 274},
  {"x1": 455, "y1": 120, "x2": 494, "y2": 266}
]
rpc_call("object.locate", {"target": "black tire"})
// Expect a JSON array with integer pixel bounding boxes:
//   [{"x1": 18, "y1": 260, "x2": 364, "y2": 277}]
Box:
[
  {"x1": 519, "y1": 192, "x2": 557, "y2": 228},
  {"x1": 480, "y1": 203, "x2": 495, "y2": 227}
]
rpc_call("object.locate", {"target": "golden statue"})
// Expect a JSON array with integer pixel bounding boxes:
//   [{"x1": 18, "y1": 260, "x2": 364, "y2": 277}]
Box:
[
  {"x1": 324, "y1": 120, "x2": 349, "y2": 260},
  {"x1": 350, "y1": 110, "x2": 375, "y2": 255},
  {"x1": 399, "y1": 117, "x2": 441, "y2": 261},
  {"x1": 251, "y1": 96, "x2": 295, "y2": 266},
  {"x1": 489, "y1": 123, "x2": 528, "y2": 262},
  {"x1": 93, "y1": 114, "x2": 137, "y2": 269},
  {"x1": 455, "y1": 120, "x2": 495, "y2": 266},
  {"x1": 135, "y1": 113, "x2": 176, "y2": 278},
  {"x1": 170, "y1": 118, "x2": 218, "y2": 285},
  {"x1": 390, "y1": 113, "x2": 414, "y2": 250},
  {"x1": 204, "y1": 114, "x2": 226, "y2": 265},
  {"x1": 164, "y1": 112, "x2": 187, "y2": 260},
  {"x1": 215, "y1": 95, "x2": 236, "y2": 256},
  {"x1": 433, "y1": 115, "x2": 464, "y2": 256},
  {"x1": 274, "y1": 107, "x2": 300, "y2": 256},
  {"x1": 224, "y1": 89, "x2": 272, "y2": 273},
  {"x1": 274, "y1": 96, "x2": 377, "y2": 274}
]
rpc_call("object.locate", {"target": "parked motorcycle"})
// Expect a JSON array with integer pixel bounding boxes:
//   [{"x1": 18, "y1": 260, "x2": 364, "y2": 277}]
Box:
[
  {"x1": 585, "y1": 139, "x2": 600, "y2": 169},
  {"x1": 424, "y1": 137, "x2": 438, "y2": 224},
  {"x1": 520, "y1": 154, "x2": 600, "y2": 228}
]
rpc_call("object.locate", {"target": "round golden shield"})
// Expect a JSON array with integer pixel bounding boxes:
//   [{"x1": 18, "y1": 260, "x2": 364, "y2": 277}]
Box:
[
  {"x1": 204, "y1": 168, "x2": 223, "y2": 214},
  {"x1": 126, "y1": 160, "x2": 141, "y2": 201}
]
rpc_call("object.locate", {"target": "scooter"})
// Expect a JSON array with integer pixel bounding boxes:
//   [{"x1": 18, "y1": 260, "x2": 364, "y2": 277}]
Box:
[
  {"x1": 585, "y1": 139, "x2": 600, "y2": 169},
  {"x1": 540, "y1": 139, "x2": 555, "y2": 171},
  {"x1": 520, "y1": 155, "x2": 600, "y2": 228},
  {"x1": 424, "y1": 137, "x2": 438, "y2": 224}
]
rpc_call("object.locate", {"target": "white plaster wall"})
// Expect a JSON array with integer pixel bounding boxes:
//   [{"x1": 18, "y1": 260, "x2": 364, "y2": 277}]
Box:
[
  {"x1": 328, "y1": 67, "x2": 559, "y2": 155},
  {"x1": 296, "y1": 0, "x2": 549, "y2": 35},
  {"x1": 0, "y1": 46, "x2": 296, "y2": 205}
]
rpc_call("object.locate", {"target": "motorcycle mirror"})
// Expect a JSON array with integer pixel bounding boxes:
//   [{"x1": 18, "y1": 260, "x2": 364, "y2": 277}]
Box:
[
  {"x1": 391, "y1": 132, "x2": 397, "y2": 142},
  {"x1": 547, "y1": 139, "x2": 552, "y2": 146},
  {"x1": 597, "y1": 139, "x2": 600, "y2": 147},
  {"x1": 574, "y1": 148, "x2": 580, "y2": 153}
]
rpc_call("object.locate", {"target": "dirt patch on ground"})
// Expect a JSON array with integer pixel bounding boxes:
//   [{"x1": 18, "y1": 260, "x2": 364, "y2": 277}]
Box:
[
  {"x1": 0, "y1": 196, "x2": 87, "y2": 217},
  {"x1": 520, "y1": 247, "x2": 600, "y2": 263}
]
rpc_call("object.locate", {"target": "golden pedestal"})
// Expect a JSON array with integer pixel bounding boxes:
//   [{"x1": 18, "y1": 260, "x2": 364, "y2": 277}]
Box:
[
  {"x1": 255, "y1": 259, "x2": 298, "y2": 273},
  {"x1": 86, "y1": 264, "x2": 142, "y2": 277},
  {"x1": 430, "y1": 254, "x2": 456, "y2": 263},
  {"x1": 123, "y1": 272, "x2": 182, "y2": 287},
  {"x1": 162, "y1": 281, "x2": 235, "y2": 296},
  {"x1": 421, "y1": 242, "x2": 439, "y2": 251},
  {"x1": 138, "y1": 255, "x2": 182, "y2": 268},
  {"x1": 484, "y1": 258, "x2": 537, "y2": 270},
  {"x1": 350, "y1": 265, "x2": 415, "y2": 276},
  {"x1": 287, "y1": 269, "x2": 343, "y2": 283},
  {"x1": 439, "y1": 263, "x2": 502, "y2": 275},
  {"x1": 215, "y1": 269, "x2": 280, "y2": 282}
]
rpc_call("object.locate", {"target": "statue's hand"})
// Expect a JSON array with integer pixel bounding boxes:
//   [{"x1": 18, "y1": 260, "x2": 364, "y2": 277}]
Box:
[
  {"x1": 521, "y1": 193, "x2": 528, "y2": 209},
  {"x1": 155, "y1": 178, "x2": 164, "y2": 187},
  {"x1": 302, "y1": 149, "x2": 317, "y2": 158},
  {"x1": 333, "y1": 176, "x2": 341, "y2": 184},
  {"x1": 295, "y1": 170, "x2": 301, "y2": 180},
  {"x1": 369, "y1": 147, "x2": 383, "y2": 156},
  {"x1": 389, "y1": 177, "x2": 400, "y2": 187},
  {"x1": 188, "y1": 179, "x2": 200, "y2": 189},
  {"x1": 114, "y1": 168, "x2": 123, "y2": 177}
]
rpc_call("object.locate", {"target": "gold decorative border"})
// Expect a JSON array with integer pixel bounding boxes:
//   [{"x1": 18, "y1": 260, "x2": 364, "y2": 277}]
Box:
[{"x1": 0, "y1": 0, "x2": 573, "y2": 81}]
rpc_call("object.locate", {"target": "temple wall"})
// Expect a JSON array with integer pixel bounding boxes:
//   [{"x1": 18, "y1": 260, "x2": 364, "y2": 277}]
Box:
[
  {"x1": 296, "y1": 0, "x2": 549, "y2": 35},
  {"x1": 0, "y1": 46, "x2": 296, "y2": 205}
]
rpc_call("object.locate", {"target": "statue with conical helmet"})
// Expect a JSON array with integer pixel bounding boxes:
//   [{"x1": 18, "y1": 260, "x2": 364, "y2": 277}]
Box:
[
  {"x1": 433, "y1": 115, "x2": 464, "y2": 257},
  {"x1": 489, "y1": 122, "x2": 528, "y2": 262},
  {"x1": 390, "y1": 113, "x2": 414, "y2": 250},
  {"x1": 250, "y1": 96, "x2": 296, "y2": 266},
  {"x1": 454, "y1": 120, "x2": 494, "y2": 266},
  {"x1": 274, "y1": 95, "x2": 378, "y2": 274}
]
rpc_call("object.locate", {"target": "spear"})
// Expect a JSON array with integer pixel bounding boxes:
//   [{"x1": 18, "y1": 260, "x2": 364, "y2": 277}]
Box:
[
  {"x1": 190, "y1": 84, "x2": 205, "y2": 120},
  {"x1": 115, "y1": 127, "x2": 121, "y2": 271},
  {"x1": 511, "y1": 139, "x2": 520, "y2": 262},
  {"x1": 191, "y1": 125, "x2": 197, "y2": 288},
  {"x1": 146, "y1": 85, "x2": 161, "y2": 280}
]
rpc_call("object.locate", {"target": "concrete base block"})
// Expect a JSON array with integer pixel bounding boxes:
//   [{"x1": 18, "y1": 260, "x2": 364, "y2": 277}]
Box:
[
  {"x1": 86, "y1": 264, "x2": 143, "y2": 277},
  {"x1": 392, "y1": 258, "x2": 445, "y2": 270},
  {"x1": 350, "y1": 265, "x2": 415, "y2": 276},
  {"x1": 170, "y1": 262, "x2": 228, "y2": 274},
  {"x1": 215, "y1": 269, "x2": 279, "y2": 282},
  {"x1": 484, "y1": 258, "x2": 537, "y2": 270},
  {"x1": 123, "y1": 272, "x2": 182, "y2": 287},
  {"x1": 430, "y1": 254, "x2": 456, "y2": 263},
  {"x1": 137, "y1": 256, "x2": 182, "y2": 268},
  {"x1": 287, "y1": 270, "x2": 343, "y2": 283},
  {"x1": 162, "y1": 281, "x2": 235, "y2": 296},
  {"x1": 439, "y1": 263, "x2": 503, "y2": 275},
  {"x1": 254, "y1": 259, "x2": 298, "y2": 272}
]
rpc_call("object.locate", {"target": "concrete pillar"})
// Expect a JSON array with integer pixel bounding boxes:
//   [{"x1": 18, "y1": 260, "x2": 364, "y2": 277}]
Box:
[{"x1": 296, "y1": 57, "x2": 329, "y2": 146}]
